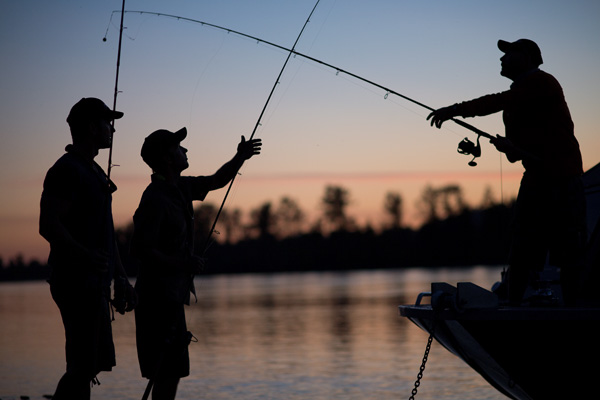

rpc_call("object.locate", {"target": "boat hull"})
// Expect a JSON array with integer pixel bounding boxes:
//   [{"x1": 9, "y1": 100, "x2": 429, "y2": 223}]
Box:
[{"x1": 400, "y1": 303, "x2": 600, "y2": 399}]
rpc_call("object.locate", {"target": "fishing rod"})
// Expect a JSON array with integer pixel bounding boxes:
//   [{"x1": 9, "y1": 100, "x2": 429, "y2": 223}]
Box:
[
  {"x1": 201, "y1": 0, "x2": 322, "y2": 252},
  {"x1": 108, "y1": 9, "x2": 494, "y2": 167},
  {"x1": 106, "y1": 0, "x2": 126, "y2": 181}
]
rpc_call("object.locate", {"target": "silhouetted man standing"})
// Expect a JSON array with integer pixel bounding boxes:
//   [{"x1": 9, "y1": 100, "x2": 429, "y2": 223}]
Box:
[
  {"x1": 427, "y1": 39, "x2": 586, "y2": 305},
  {"x1": 132, "y1": 128, "x2": 261, "y2": 399},
  {"x1": 40, "y1": 98, "x2": 137, "y2": 399}
]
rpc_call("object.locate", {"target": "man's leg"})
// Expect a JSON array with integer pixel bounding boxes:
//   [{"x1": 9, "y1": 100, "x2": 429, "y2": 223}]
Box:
[
  {"x1": 51, "y1": 281, "x2": 110, "y2": 400},
  {"x1": 152, "y1": 377, "x2": 180, "y2": 400},
  {"x1": 506, "y1": 177, "x2": 549, "y2": 305},
  {"x1": 52, "y1": 371, "x2": 91, "y2": 400},
  {"x1": 552, "y1": 176, "x2": 587, "y2": 306}
]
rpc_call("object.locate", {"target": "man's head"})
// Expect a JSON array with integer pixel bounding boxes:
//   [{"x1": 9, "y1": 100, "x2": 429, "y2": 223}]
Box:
[
  {"x1": 67, "y1": 98, "x2": 124, "y2": 149},
  {"x1": 141, "y1": 128, "x2": 189, "y2": 173},
  {"x1": 498, "y1": 39, "x2": 543, "y2": 80}
]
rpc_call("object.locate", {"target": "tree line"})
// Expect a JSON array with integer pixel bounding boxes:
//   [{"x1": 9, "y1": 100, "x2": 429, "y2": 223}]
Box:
[{"x1": 0, "y1": 183, "x2": 514, "y2": 281}]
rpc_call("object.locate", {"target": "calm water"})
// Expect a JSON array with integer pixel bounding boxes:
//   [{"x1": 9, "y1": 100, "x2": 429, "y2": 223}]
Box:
[{"x1": 0, "y1": 267, "x2": 508, "y2": 400}]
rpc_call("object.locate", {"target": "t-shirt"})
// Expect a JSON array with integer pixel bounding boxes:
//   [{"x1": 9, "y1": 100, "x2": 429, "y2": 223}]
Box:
[
  {"x1": 40, "y1": 146, "x2": 117, "y2": 286},
  {"x1": 132, "y1": 174, "x2": 210, "y2": 304}
]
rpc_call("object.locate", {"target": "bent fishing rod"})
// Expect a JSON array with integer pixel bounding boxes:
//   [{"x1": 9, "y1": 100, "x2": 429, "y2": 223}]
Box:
[
  {"x1": 105, "y1": 5, "x2": 495, "y2": 251},
  {"x1": 107, "y1": 9, "x2": 494, "y2": 167}
]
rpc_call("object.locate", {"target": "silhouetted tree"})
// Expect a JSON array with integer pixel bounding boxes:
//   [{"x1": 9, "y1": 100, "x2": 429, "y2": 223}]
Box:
[
  {"x1": 417, "y1": 184, "x2": 468, "y2": 223},
  {"x1": 248, "y1": 202, "x2": 276, "y2": 239},
  {"x1": 274, "y1": 196, "x2": 305, "y2": 238},
  {"x1": 384, "y1": 192, "x2": 403, "y2": 229},
  {"x1": 219, "y1": 208, "x2": 243, "y2": 244},
  {"x1": 439, "y1": 184, "x2": 467, "y2": 216},
  {"x1": 0, "y1": 254, "x2": 51, "y2": 281},
  {"x1": 480, "y1": 185, "x2": 497, "y2": 209},
  {"x1": 321, "y1": 185, "x2": 354, "y2": 233},
  {"x1": 8, "y1": 254, "x2": 25, "y2": 270},
  {"x1": 418, "y1": 185, "x2": 439, "y2": 223}
]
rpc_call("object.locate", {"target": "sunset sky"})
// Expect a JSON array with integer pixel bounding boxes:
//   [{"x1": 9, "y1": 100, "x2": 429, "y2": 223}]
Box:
[{"x1": 1, "y1": 0, "x2": 599, "y2": 262}]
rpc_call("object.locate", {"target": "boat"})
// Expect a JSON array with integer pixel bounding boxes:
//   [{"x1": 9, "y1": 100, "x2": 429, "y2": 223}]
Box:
[
  {"x1": 400, "y1": 282, "x2": 600, "y2": 399},
  {"x1": 399, "y1": 163, "x2": 600, "y2": 399}
]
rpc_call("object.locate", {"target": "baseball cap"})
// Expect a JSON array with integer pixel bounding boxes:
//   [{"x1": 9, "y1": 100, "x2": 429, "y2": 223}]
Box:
[
  {"x1": 66, "y1": 97, "x2": 124, "y2": 126},
  {"x1": 498, "y1": 39, "x2": 543, "y2": 66},
  {"x1": 141, "y1": 127, "x2": 187, "y2": 168}
]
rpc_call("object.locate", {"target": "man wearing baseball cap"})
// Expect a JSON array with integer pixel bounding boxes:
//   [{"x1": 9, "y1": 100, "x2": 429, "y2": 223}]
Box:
[
  {"x1": 427, "y1": 39, "x2": 586, "y2": 306},
  {"x1": 132, "y1": 128, "x2": 261, "y2": 398},
  {"x1": 40, "y1": 98, "x2": 137, "y2": 399}
]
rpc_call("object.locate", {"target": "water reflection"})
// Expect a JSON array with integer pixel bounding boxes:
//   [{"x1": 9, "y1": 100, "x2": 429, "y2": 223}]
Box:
[{"x1": 0, "y1": 267, "x2": 506, "y2": 400}]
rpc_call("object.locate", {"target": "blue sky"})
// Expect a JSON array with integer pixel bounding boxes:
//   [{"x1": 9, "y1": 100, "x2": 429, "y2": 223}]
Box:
[{"x1": 1, "y1": 0, "x2": 599, "y2": 261}]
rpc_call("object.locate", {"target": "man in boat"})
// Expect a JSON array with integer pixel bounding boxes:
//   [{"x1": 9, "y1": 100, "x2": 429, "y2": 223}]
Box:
[
  {"x1": 132, "y1": 128, "x2": 261, "y2": 399},
  {"x1": 427, "y1": 39, "x2": 586, "y2": 306},
  {"x1": 39, "y1": 98, "x2": 137, "y2": 399}
]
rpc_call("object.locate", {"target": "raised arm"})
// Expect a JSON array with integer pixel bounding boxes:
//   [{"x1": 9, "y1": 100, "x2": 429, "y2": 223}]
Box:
[{"x1": 206, "y1": 135, "x2": 262, "y2": 190}]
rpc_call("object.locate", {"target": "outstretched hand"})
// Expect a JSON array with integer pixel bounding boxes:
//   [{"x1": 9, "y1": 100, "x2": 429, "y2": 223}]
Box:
[
  {"x1": 427, "y1": 105, "x2": 457, "y2": 129},
  {"x1": 237, "y1": 135, "x2": 262, "y2": 160}
]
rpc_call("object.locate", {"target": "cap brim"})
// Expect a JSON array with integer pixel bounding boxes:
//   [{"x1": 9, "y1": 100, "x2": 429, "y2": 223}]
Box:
[
  {"x1": 109, "y1": 110, "x2": 124, "y2": 120},
  {"x1": 174, "y1": 127, "x2": 187, "y2": 141},
  {"x1": 497, "y1": 40, "x2": 511, "y2": 53}
]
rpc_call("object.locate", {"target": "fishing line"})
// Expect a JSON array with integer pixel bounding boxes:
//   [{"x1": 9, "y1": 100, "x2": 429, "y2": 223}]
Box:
[
  {"x1": 256, "y1": 2, "x2": 336, "y2": 136},
  {"x1": 304, "y1": 0, "x2": 338, "y2": 51},
  {"x1": 188, "y1": 34, "x2": 227, "y2": 128},
  {"x1": 257, "y1": 57, "x2": 311, "y2": 136}
]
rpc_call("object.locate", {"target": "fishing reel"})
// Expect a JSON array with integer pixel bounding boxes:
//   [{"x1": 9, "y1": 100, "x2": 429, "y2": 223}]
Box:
[{"x1": 457, "y1": 135, "x2": 481, "y2": 167}]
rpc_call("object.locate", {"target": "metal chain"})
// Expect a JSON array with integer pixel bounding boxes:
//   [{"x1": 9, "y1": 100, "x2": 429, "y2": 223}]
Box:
[{"x1": 408, "y1": 332, "x2": 434, "y2": 400}]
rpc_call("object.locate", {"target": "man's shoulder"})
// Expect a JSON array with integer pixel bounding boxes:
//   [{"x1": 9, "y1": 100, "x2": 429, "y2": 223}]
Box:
[
  {"x1": 510, "y1": 69, "x2": 563, "y2": 97},
  {"x1": 45, "y1": 152, "x2": 84, "y2": 182},
  {"x1": 527, "y1": 69, "x2": 561, "y2": 86},
  {"x1": 51, "y1": 150, "x2": 95, "y2": 173},
  {"x1": 139, "y1": 181, "x2": 183, "y2": 208},
  {"x1": 49, "y1": 151, "x2": 74, "y2": 167},
  {"x1": 141, "y1": 181, "x2": 171, "y2": 199}
]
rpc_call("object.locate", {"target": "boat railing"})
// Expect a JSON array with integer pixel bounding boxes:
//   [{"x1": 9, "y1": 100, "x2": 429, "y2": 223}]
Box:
[{"x1": 415, "y1": 291, "x2": 432, "y2": 306}]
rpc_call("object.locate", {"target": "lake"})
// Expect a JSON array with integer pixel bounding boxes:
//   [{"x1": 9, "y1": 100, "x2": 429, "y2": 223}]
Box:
[{"x1": 0, "y1": 267, "x2": 508, "y2": 400}]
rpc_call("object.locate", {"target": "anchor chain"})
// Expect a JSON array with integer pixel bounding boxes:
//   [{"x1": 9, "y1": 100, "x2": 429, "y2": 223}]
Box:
[{"x1": 408, "y1": 330, "x2": 434, "y2": 399}]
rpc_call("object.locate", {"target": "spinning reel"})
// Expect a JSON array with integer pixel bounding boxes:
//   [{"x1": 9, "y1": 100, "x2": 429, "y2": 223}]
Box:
[{"x1": 457, "y1": 135, "x2": 482, "y2": 167}]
